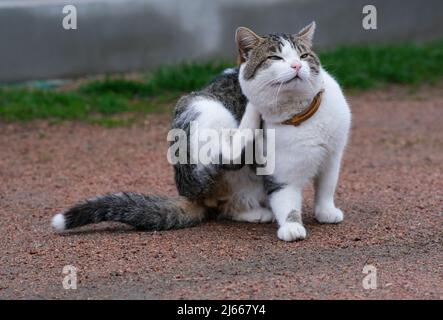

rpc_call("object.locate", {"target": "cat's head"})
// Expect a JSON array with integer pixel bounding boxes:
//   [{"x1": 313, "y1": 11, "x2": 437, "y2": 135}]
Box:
[{"x1": 236, "y1": 22, "x2": 321, "y2": 103}]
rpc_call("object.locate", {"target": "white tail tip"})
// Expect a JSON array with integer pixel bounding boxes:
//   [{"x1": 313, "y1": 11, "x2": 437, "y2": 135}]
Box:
[{"x1": 51, "y1": 213, "x2": 66, "y2": 232}]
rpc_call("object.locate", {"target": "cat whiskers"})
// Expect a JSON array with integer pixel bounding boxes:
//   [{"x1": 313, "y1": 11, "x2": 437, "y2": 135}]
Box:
[
  {"x1": 252, "y1": 76, "x2": 284, "y2": 92},
  {"x1": 273, "y1": 81, "x2": 284, "y2": 108},
  {"x1": 256, "y1": 70, "x2": 297, "y2": 89}
]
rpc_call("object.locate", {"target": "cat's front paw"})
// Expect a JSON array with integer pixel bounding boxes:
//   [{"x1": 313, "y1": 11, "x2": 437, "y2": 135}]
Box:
[
  {"x1": 315, "y1": 206, "x2": 344, "y2": 224},
  {"x1": 277, "y1": 222, "x2": 306, "y2": 242}
]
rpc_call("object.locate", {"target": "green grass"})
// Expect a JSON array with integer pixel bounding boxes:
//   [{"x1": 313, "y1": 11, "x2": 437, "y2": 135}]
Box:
[
  {"x1": 320, "y1": 40, "x2": 443, "y2": 89},
  {"x1": 1, "y1": 40, "x2": 442, "y2": 124},
  {"x1": 79, "y1": 60, "x2": 233, "y2": 96}
]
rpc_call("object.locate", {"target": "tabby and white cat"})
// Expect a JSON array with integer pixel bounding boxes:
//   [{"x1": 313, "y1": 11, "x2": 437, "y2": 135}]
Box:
[{"x1": 52, "y1": 22, "x2": 351, "y2": 242}]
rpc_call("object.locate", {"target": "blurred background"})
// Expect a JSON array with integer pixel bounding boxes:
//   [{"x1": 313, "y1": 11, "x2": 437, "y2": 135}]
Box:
[
  {"x1": 1, "y1": 0, "x2": 443, "y2": 300},
  {"x1": 1, "y1": 0, "x2": 442, "y2": 83}
]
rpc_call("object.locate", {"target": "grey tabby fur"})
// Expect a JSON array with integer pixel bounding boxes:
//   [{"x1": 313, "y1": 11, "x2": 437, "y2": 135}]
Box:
[
  {"x1": 54, "y1": 30, "x2": 311, "y2": 232},
  {"x1": 57, "y1": 69, "x2": 250, "y2": 231}
]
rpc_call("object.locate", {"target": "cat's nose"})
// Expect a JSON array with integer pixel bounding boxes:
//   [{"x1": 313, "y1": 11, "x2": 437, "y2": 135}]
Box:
[{"x1": 291, "y1": 63, "x2": 302, "y2": 72}]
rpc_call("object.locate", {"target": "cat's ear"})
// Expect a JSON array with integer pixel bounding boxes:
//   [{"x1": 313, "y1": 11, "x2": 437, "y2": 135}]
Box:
[
  {"x1": 296, "y1": 21, "x2": 316, "y2": 47},
  {"x1": 235, "y1": 27, "x2": 262, "y2": 62}
]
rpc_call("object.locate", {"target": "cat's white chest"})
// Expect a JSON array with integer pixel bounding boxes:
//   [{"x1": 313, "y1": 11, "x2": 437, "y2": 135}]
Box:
[
  {"x1": 266, "y1": 117, "x2": 330, "y2": 184},
  {"x1": 264, "y1": 81, "x2": 350, "y2": 185}
]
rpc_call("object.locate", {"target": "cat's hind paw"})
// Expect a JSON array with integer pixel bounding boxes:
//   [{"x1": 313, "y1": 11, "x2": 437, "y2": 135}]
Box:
[
  {"x1": 277, "y1": 222, "x2": 306, "y2": 242},
  {"x1": 315, "y1": 206, "x2": 344, "y2": 224},
  {"x1": 233, "y1": 208, "x2": 274, "y2": 223}
]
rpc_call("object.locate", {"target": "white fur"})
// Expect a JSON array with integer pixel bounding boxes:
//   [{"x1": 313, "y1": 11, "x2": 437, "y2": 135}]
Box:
[
  {"x1": 185, "y1": 97, "x2": 239, "y2": 167},
  {"x1": 232, "y1": 207, "x2": 274, "y2": 223},
  {"x1": 187, "y1": 98, "x2": 270, "y2": 223},
  {"x1": 219, "y1": 100, "x2": 260, "y2": 162},
  {"x1": 51, "y1": 213, "x2": 66, "y2": 232},
  {"x1": 187, "y1": 29, "x2": 351, "y2": 241},
  {"x1": 277, "y1": 222, "x2": 306, "y2": 241},
  {"x1": 192, "y1": 98, "x2": 238, "y2": 131},
  {"x1": 239, "y1": 45, "x2": 351, "y2": 241},
  {"x1": 239, "y1": 40, "x2": 319, "y2": 123},
  {"x1": 221, "y1": 166, "x2": 268, "y2": 221},
  {"x1": 222, "y1": 67, "x2": 237, "y2": 75}
]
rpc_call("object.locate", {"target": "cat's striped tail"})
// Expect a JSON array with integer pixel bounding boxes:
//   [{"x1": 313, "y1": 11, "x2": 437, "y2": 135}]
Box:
[{"x1": 51, "y1": 192, "x2": 206, "y2": 232}]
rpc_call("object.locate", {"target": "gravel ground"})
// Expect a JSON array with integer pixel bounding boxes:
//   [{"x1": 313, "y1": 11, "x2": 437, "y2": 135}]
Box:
[{"x1": 0, "y1": 86, "x2": 442, "y2": 299}]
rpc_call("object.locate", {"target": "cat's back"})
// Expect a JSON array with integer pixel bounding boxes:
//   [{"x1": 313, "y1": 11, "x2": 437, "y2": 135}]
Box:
[
  {"x1": 319, "y1": 68, "x2": 351, "y2": 140},
  {"x1": 202, "y1": 68, "x2": 247, "y2": 121},
  {"x1": 173, "y1": 67, "x2": 247, "y2": 127}
]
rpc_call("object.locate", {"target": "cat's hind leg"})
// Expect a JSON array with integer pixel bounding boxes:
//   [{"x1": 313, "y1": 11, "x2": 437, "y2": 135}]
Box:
[
  {"x1": 221, "y1": 167, "x2": 271, "y2": 223},
  {"x1": 232, "y1": 207, "x2": 274, "y2": 223}
]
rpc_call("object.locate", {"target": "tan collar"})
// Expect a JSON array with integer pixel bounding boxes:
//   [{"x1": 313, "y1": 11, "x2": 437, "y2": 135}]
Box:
[{"x1": 282, "y1": 89, "x2": 324, "y2": 126}]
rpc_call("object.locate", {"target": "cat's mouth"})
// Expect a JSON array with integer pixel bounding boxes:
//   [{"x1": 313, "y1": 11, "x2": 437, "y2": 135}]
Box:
[{"x1": 273, "y1": 75, "x2": 300, "y2": 86}]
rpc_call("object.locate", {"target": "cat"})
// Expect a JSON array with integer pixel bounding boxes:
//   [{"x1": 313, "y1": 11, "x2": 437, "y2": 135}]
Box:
[{"x1": 51, "y1": 22, "x2": 351, "y2": 242}]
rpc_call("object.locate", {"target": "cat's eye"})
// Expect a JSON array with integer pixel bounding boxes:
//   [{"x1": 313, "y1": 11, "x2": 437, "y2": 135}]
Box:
[
  {"x1": 300, "y1": 53, "x2": 309, "y2": 59},
  {"x1": 268, "y1": 55, "x2": 283, "y2": 60}
]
